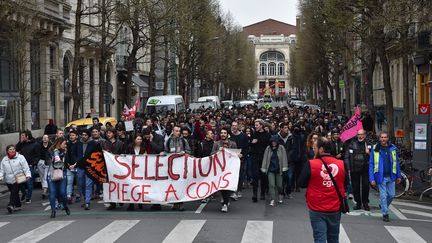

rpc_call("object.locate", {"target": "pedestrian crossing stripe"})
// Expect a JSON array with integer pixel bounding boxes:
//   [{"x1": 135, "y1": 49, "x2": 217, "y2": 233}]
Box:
[
  {"x1": 385, "y1": 226, "x2": 427, "y2": 243},
  {"x1": 0, "y1": 220, "x2": 428, "y2": 243},
  {"x1": 9, "y1": 220, "x2": 73, "y2": 243}
]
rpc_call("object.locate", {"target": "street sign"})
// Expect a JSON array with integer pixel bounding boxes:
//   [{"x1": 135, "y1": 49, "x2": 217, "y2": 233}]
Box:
[
  {"x1": 155, "y1": 82, "x2": 164, "y2": 90},
  {"x1": 418, "y1": 104, "x2": 430, "y2": 115},
  {"x1": 339, "y1": 80, "x2": 345, "y2": 88}
]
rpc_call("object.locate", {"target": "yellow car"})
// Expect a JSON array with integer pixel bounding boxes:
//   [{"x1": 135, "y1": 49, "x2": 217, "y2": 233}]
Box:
[{"x1": 65, "y1": 117, "x2": 118, "y2": 131}]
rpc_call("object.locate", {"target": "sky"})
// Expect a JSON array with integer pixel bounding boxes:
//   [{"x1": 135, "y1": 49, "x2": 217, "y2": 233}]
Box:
[{"x1": 217, "y1": 0, "x2": 299, "y2": 27}]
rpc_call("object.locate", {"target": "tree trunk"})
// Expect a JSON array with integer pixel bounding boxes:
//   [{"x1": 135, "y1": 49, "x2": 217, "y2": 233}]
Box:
[
  {"x1": 402, "y1": 52, "x2": 410, "y2": 148},
  {"x1": 344, "y1": 70, "x2": 352, "y2": 117},
  {"x1": 98, "y1": 0, "x2": 107, "y2": 117},
  {"x1": 148, "y1": 28, "x2": 157, "y2": 97},
  {"x1": 377, "y1": 45, "x2": 394, "y2": 140},
  {"x1": 163, "y1": 37, "x2": 169, "y2": 95},
  {"x1": 366, "y1": 50, "x2": 376, "y2": 128},
  {"x1": 71, "y1": 0, "x2": 82, "y2": 120},
  {"x1": 334, "y1": 71, "x2": 341, "y2": 113}
]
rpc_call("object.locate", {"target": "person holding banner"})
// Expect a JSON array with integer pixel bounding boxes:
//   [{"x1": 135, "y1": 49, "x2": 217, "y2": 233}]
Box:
[
  {"x1": 77, "y1": 130, "x2": 97, "y2": 210},
  {"x1": 165, "y1": 125, "x2": 191, "y2": 211},
  {"x1": 345, "y1": 129, "x2": 371, "y2": 211},
  {"x1": 212, "y1": 127, "x2": 237, "y2": 212},
  {"x1": 101, "y1": 127, "x2": 125, "y2": 210}
]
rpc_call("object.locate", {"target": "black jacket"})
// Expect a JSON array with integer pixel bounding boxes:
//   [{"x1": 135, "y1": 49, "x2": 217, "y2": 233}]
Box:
[
  {"x1": 197, "y1": 139, "x2": 214, "y2": 157},
  {"x1": 16, "y1": 139, "x2": 41, "y2": 166},
  {"x1": 250, "y1": 130, "x2": 271, "y2": 159}
]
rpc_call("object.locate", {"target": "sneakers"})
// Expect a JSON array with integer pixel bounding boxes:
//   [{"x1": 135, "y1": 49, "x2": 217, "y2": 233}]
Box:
[
  {"x1": 6, "y1": 206, "x2": 13, "y2": 214},
  {"x1": 14, "y1": 207, "x2": 21, "y2": 211},
  {"x1": 230, "y1": 193, "x2": 239, "y2": 201},
  {"x1": 25, "y1": 199, "x2": 31, "y2": 204},
  {"x1": 221, "y1": 204, "x2": 228, "y2": 212},
  {"x1": 383, "y1": 214, "x2": 389, "y2": 222},
  {"x1": 107, "y1": 203, "x2": 116, "y2": 210},
  {"x1": 364, "y1": 204, "x2": 370, "y2": 211},
  {"x1": 287, "y1": 194, "x2": 293, "y2": 199},
  {"x1": 252, "y1": 197, "x2": 258, "y2": 203},
  {"x1": 348, "y1": 194, "x2": 354, "y2": 200},
  {"x1": 84, "y1": 204, "x2": 90, "y2": 210},
  {"x1": 237, "y1": 192, "x2": 243, "y2": 198},
  {"x1": 278, "y1": 195, "x2": 283, "y2": 204},
  {"x1": 269, "y1": 200, "x2": 275, "y2": 207}
]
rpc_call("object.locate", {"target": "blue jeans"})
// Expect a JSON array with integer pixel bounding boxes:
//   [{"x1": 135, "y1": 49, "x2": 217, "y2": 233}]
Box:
[
  {"x1": 378, "y1": 177, "x2": 395, "y2": 215},
  {"x1": 309, "y1": 210, "x2": 341, "y2": 243},
  {"x1": 66, "y1": 169, "x2": 79, "y2": 198},
  {"x1": 77, "y1": 169, "x2": 94, "y2": 204},
  {"x1": 285, "y1": 162, "x2": 295, "y2": 194},
  {"x1": 26, "y1": 165, "x2": 35, "y2": 200},
  {"x1": 48, "y1": 176, "x2": 67, "y2": 210}
]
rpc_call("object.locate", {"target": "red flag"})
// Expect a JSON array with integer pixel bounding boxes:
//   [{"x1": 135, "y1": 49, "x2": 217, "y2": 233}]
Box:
[
  {"x1": 340, "y1": 106, "x2": 363, "y2": 142},
  {"x1": 129, "y1": 97, "x2": 140, "y2": 118}
]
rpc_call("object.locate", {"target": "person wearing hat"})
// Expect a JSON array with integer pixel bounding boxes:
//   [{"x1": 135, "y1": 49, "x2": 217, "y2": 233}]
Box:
[{"x1": 261, "y1": 135, "x2": 288, "y2": 206}]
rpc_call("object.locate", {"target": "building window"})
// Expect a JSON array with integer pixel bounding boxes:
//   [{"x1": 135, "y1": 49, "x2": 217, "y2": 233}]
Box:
[
  {"x1": 260, "y1": 51, "x2": 285, "y2": 62},
  {"x1": 260, "y1": 63, "x2": 267, "y2": 75},
  {"x1": 30, "y1": 41, "x2": 41, "y2": 130},
  {"x1": 278, "y1": 63, "x2": 285, "y2": 76},
  {"x1": 0, "y1": 40, "x2": 18, "y2": 91},
  {"x1": 49, "y1": 46, "x2": 55, "y2": 69},
  {"x1": 268, "y1": 62, "x2": 276, "y2": 76}
]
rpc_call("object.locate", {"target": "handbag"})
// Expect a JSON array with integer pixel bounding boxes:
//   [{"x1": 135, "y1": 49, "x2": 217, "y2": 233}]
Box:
[
  {"x1": 319, "y1": 158, "x2": 350, "y2": 214},
  {"x1": 51, "y1": 156, "x2": 65, "y2": 181},
  {"x1": 51, "y1": 169, "x2": 64, "y2": 181},
  {"x1": 8, "y1": 160, "x2": 27, "y2": 184}
]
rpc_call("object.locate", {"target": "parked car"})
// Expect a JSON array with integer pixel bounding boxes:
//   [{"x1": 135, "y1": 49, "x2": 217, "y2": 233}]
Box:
[
  {"x1": 289, "y1": 100, "x2": 306, "y2": 108},
  {"x1": 198, "y1": 96, "x2": 221, "y2": 109},
  {"x1": 189, "y1": 101, "x2": 217, "y2": 110},
  {"x1": 304, "y1": 104, "x2": 321, "y2": 111},
  {"x1": 65, "y1": 117, "x2": 118, "y2": 132},
  {"x1": 221, "y1": 100, "x2": 234, "y2": 109},
  {"x1": 146, "y1": 95, "x2": 186, "y2": 114},
  {"x1": 234, "y1": 100, "x2": 255, "y2": 108}
]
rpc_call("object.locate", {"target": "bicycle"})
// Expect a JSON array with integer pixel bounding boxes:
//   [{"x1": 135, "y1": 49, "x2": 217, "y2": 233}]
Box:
[{"x1": 395, "y1": 159, "x2": 432, "y2": 200}]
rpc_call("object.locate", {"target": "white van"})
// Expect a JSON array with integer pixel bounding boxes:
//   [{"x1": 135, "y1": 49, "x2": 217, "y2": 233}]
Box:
[
  {"x1": 197, "y1": 96, "x2": 221, "y2": 109},
  {"x1": 145, "y1": 95, "x2": 185, "y2": 114}
]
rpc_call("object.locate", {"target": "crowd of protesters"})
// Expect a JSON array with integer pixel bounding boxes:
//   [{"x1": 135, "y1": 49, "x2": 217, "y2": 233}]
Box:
[{"x1": 0, "y1": 103, "x2": 401, "y2": 241}]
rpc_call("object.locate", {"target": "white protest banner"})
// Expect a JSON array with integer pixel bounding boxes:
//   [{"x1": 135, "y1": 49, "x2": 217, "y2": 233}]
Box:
[{"x1": 103, "y1": 149, "x2": 240, "y2": 204}]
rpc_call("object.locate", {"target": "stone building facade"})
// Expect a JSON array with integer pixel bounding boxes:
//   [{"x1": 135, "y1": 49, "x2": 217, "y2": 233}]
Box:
[{"x1": 243, "y1": 19, "x2": 297, "y2": 98}]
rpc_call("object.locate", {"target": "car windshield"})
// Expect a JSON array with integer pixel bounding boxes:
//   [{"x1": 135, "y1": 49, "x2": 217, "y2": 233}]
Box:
[{"x1": 147, "y1": 105, "x2": 175, "y2": 114}]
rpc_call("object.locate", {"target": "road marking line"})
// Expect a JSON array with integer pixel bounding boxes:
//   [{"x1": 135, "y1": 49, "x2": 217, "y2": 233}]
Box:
[
  {"x1": 9, "y1": 220, "x2": 74, "y2": 243},
  {"x1": 0, "y1": 222, "x2": 9, "y2": 228},
  {"x1": 83, "y1": 220, "x2": 139, "y2": 243},
  {"x1": 389, "y1": 204, "x2": 408, "y2": 220},
  {"x1": 339, "y1": 225, "x2": 351, "y2": 243},
  {"x1": 400, "y1": 209, "x2": 432, "y2": 218},
  {"x1": 97, "y1": 200, "x2": 104, "y2": 204},
  {"x1": 385, "y1": 226, "x2": 427, "y2": 243},
  {"x1": 44, "y1": 206, "x2": 51, "y2": 211},
  {"x1": 241, "y1": 221, "x2": 273, "y2": 243},
  {"x1": 195, "y1": 202, "x2": 207, "y2": 213},
  {"x1": 42, "y1": 202, "x2": 50, "y2": 206},
  {"x1": 393, "y1": 201, "x2": 432, "y2": 210},
  {"x1": 162, "y1": 220, "x2": 206, "y2": 243}
]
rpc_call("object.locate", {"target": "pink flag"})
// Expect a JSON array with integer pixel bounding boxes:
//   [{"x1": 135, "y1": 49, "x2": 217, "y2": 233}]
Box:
[
  {"x1": 123, "y1": 104, "x2": 130, "y2": 116},
  {"x1": 340, "y1": 106, "x2": 363, "y2": 142},
  {"x1": 128, "y1": 97, "x2": 140, "y2": 119}
]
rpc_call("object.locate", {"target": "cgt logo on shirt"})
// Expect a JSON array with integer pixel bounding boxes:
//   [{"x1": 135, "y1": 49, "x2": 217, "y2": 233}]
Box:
[{"x1": 320, "y1": 164, "x2": 339, "y2": 187}]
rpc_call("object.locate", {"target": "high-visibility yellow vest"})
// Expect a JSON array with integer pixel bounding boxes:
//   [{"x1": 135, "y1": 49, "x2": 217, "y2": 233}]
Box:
[{"x1": 373, "y1": 145, "x2": 397, "y2": 174}]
